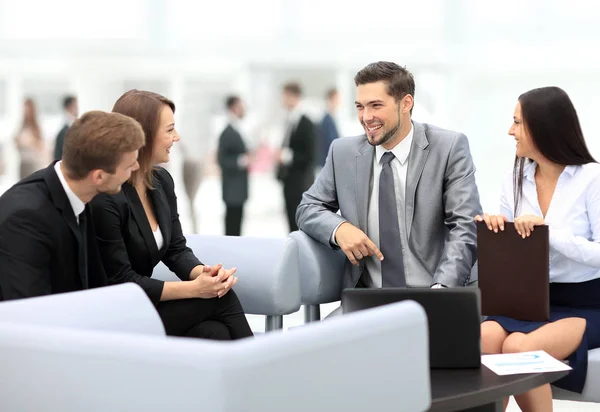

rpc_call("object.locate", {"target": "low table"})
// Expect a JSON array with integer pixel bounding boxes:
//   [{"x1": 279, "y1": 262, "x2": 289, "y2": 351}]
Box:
[{"x1": 429, "y1": 365, "x2": 569, "y2": 412}]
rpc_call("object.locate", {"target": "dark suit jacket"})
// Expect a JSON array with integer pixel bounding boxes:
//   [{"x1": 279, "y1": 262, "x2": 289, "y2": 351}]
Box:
[
  {"x1": 0, "y1": 163, "x2": 106, "y2": 300},
  {"x1": 317, "y1": 113, "x2": 339, "y2": 167},
  {"x1": 217, "y1": 124, "x2": 248, "y2": 206},
  {"x1": 54, "y1": 124, "x2": 69, "y2": 161},
  {"x1": 90, "y1": 167, "x2": 202, "y2": 305},
  {"x1": 277, "y1": 114, "x2": 316, "y2": 189}
]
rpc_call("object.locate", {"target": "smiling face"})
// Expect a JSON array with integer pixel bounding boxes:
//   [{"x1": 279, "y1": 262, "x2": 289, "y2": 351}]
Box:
[
  {"x1": 151, "y1": 105, "x2": 179, "y2": 165},
  {"x1": 509, "y1": 101, "x2": 539, "y2": 160},
  {"x1": 355, "y1": 81, "x2": 413, "y2": 148}
]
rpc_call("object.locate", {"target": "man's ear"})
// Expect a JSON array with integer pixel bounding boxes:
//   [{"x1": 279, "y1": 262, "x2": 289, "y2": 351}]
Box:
[
  {"x1": 88, "y1": 169, "x2": 104, "y2": 186},
  {"x1": 402, "y1": 94, "x2": 414, "y2": 114}
]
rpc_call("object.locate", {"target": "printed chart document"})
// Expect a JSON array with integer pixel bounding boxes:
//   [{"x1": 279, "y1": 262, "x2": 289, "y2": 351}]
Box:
[{"x1": 482, "y1": 350, "x2": 572, "y2": 375}]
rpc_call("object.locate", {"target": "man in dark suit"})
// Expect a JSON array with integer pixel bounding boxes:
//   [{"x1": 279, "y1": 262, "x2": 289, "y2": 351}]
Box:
[
  {"x1": 276, "y1": 82, "x2": 316, "y2": 233},
  {"x1": 317, "y1": 88, "x2": 340, "y2": 168},
  {"x1": 217, "y1": 95, "x2": 250, "y2": 236},
  {"x1": 0, "y1": 111, "x2": 145, "y2": 301},
  {"x1": 53, "y1": 95, "x2": 79, "y2": 161}
]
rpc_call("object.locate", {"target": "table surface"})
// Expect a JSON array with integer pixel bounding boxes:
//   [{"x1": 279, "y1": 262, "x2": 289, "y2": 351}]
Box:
[{"x1": 428, "y1": 365, "x2": 569, "y2": 412}]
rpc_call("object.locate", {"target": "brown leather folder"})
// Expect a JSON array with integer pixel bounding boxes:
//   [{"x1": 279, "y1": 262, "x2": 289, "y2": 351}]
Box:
[{"x1": 477, "y1": 221, "x2": 550, "y2": 322}]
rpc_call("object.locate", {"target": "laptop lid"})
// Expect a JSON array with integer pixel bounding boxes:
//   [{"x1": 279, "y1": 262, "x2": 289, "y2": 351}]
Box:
[{"x1": 342, "y1": 288, "x2": 481, "y2": 369}]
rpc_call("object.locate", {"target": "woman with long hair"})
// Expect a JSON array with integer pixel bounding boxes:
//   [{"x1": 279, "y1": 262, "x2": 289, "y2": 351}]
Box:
[
  {"x1": 91, "y1": 90, "x2": 253, "y2": 340},
  {"x1": 477, "y1": 86, "x2": 600, "y2": 411},
  {"x1": 15, "y1": 98, "x2": 46, "y2": 178}
]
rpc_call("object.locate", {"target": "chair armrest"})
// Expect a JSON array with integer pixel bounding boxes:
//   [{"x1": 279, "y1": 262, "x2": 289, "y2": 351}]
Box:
[
  {"x1": 0, "y1": 284, "x2": 164, "y2": 336},
  {"x1": 152, "y1": 235, "x2": 301, "y2": 316},
  {"x1": 289, "y1": 230, "x2": 345, "y2": 305},
  {"x1": 0, "y1": 300, "x2": 430, "y2": 412}
]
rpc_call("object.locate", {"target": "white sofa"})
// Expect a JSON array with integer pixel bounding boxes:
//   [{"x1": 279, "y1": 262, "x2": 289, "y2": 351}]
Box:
[{"x1": 0, "y1": 284, "x2": 432, "y2": 412}]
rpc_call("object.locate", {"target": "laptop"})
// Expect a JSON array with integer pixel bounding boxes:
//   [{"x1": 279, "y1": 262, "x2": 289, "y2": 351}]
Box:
[{"x1": 342, "y1": 288, "x2": 481, "y2": 369}]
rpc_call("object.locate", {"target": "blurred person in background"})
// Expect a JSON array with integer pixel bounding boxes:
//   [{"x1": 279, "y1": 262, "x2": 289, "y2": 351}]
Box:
[
  {"x1": 276, "y1": 82, "x2": 316, "y2": 233},
  {"x1": 92, "y1": 90, "x2": 253, "y2": 340},
  {"x1": 54, "y1": 95, "x2": 79, "y2": 160},
  {"x1": 15, "y1": 98, "x2": 46, "y2": 179},
  {"x1": 217, "y1": 95, "x2": 250, "y2": 236},
  {"x1": 317, "y1": 88, "x2": 340, "y2": 169}
]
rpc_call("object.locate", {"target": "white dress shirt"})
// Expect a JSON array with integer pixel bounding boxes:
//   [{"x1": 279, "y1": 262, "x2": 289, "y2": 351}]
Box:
[
  {"x1": 280, "y1": 105, "x2": 304, "y2": 165},
  {"x1": 500, "y1": 161, "x2": 600, "y2": 283},
  {"x1": 364, "y1": 125, "x2": 414, "y2": 288},
  {"x1": 332, "y1": 124, "x2": 416, "y2": 287},
  {"x1": 54, "y1": 161, "x2": 85, "y2": 223}
]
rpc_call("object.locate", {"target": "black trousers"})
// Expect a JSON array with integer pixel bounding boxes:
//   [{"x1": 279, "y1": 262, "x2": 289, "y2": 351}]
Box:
[
  {"x1": 225, "y1": 204, "x2": 244, "y2": 236},
  {"x1": 156, "y1": 289, "x2": 253, "y2": 340},
  {"x1": 283, "y1": 184, "x2": 303, "y2": 233}
]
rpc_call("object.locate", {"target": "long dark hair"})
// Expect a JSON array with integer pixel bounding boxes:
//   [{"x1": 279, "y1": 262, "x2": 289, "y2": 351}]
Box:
[
  {"x1": 112, "y1": 90, "x2": 175, "y2": 189},
  {"x1": 513, "y1": 86, "x2": 596, "y2": 215}
]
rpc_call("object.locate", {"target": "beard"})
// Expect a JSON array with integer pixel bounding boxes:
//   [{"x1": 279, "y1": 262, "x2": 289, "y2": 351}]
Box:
[{"x1": 366, "y1": 108, "x2": 402, "y2": 147}]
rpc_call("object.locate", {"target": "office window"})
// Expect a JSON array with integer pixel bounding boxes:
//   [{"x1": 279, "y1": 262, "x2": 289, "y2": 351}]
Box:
[
  {"x1": 122, "y1": 80, "x2": 171, "y2": 97},
  {"x1": 167, "y1": 0, "x2": 281, "y2": 41},
  {"x1": 0, "y1": 80, "x2": 6, "y2": 117},
  {"x1": 177, "y1": 77, "x2": 232, "y2": 156},
  {"x1": 0, "y1": 0, "x2": 148, "y2": 39},
  {"x1": 22, "y1": 78, "x2": 71, "y2": 116}
]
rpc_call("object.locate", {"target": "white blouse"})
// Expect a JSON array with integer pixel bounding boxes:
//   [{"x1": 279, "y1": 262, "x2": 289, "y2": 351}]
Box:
[
  {"x1": 499, "y1": 161, "x2": 600, "y2": 283},
  {"x1": 153, "y1": 227, "x2": 164, "y2": 251}
]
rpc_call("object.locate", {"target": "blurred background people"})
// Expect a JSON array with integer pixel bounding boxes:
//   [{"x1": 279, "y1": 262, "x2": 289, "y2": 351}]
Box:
[
  {"x1": 317, "y1": 88, "x2": 340, "y2": 169},
  {"x1": 53, "y1": 95, "x2": 79, "y2": 161},
  {"x1": 14, "y1": 98, "x2": 46, "y2": 179},
  {"x1": 276, "y1": 82, "x2": 316, "y2": 233},
  {"x1": 217, "y1": 95, "x2": 250, "y2": 236}
]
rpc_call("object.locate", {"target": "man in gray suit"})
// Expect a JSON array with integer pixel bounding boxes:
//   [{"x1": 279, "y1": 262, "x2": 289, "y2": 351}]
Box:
[{"x1": 297, "y1": 61, "x2": 482, "y2": 292}]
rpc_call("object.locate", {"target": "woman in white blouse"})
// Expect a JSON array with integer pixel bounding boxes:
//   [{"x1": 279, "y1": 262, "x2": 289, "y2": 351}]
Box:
[{"x1": 476, "y1": 86, "x2": 600, "y2": 411}]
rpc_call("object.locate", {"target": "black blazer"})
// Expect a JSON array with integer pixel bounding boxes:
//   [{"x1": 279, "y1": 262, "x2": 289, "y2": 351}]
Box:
[
  {"x1": 0, "y1": 163, "x2": 106, "y2": 300},
  {"x1": 53, "y1": 124, "x2": 69, "y2": 161},
  {"x1": 90, "y1": 167, "x2": 201, "y2": 305},
  {"x1": 217, "y1": 124, "x2": 248, "y2": 206},
  {"x1": 277, "y1": 114, "x2": 316, "y2": 186}
]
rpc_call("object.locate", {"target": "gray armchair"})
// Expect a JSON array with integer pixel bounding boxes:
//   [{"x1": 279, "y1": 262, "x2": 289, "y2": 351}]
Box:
[
  {"x1": 152, "y1": 234, "x2": 302, "y2": 331},
  {"x1": 288, "y1": 230, "x2": 345, "y2": 322},
  {"x1": 552, "y1": 349, "x2": 600, "y2": 403}
]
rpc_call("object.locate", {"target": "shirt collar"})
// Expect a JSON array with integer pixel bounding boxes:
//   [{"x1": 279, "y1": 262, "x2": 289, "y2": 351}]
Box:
[
  {"x1": 65, "y1": 112, "x2": 76, "y2": 127},
  {"x1": 287, "y1": 104, "x2": 303, "y2": 127},
  {"x1": 54, "y1": 161, "x2": 86, "y2": 217},
  {"x1": 524, "y1": 160, "x2": 579, "y2": 182},
  {"x1": 227, "y1": 113, "x2": 243, "y2": 133},
  {"x1": 375, "y1": 123, "x2": 414, "y2": 166}
]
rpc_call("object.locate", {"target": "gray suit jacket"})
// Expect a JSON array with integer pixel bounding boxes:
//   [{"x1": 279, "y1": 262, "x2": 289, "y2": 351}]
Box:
[{"x1": 296, "y1": 121, "x2": 482, "y2": 289}]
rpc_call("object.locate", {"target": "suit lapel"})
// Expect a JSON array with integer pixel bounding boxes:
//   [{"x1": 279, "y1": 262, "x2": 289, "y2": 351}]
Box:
[
  {"x1": 355, "y1": 139, "x2": 374, "y2": 231},
  {"x1": 123, "y1": 183, "x2": 158, "y2": 265},
  {"x1": 405, "y1": 122, "x2": 430, "y2": 236},
  {"x1": 43, "y1": 163, "x2": 87, "y2": 288}
]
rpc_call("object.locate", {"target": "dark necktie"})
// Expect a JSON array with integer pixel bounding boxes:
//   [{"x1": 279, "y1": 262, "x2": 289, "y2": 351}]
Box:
[
  {"x1": 379, "y1": 152, "x2": 406, "y2": 287},
  {"x1": 78, "y1": 211, "x2": 89, "y2": 289}
]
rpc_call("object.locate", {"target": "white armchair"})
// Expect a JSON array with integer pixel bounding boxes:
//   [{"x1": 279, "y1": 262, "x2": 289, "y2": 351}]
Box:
[{"x1": 0, "y1": 284, "x2": 431, "y2": 412}]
